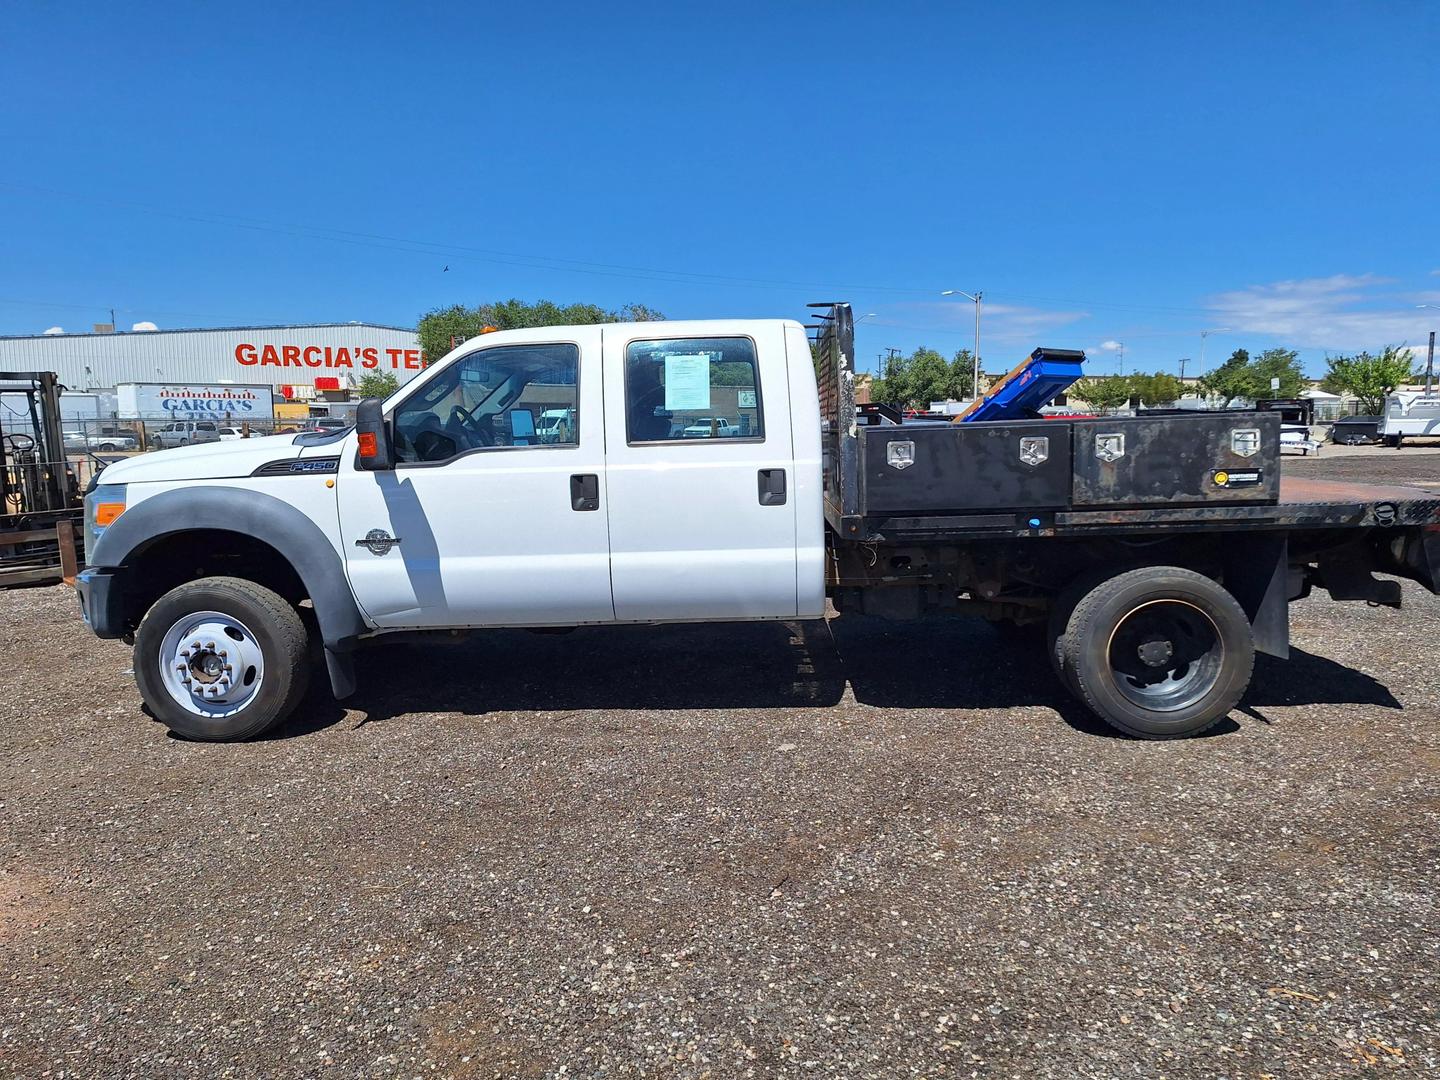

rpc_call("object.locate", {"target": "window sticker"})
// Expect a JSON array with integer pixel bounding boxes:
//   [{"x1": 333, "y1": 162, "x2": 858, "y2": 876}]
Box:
[
  {"x1": 664, "y1": 354, "x2": 712, "y2": 411},
  {"x1": 737, "y1": 389, "x2": 757, "y2": 409}
]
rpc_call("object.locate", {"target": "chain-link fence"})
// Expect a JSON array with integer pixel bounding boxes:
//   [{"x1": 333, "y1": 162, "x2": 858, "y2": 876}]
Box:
[{"x1": 55, "y1": 416, "x2": 330, "y2": 456}]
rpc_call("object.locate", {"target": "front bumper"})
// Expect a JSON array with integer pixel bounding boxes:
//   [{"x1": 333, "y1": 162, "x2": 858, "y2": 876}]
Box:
[{"x1": 75, "y1": 567, "x2": 126, "y2": 639}]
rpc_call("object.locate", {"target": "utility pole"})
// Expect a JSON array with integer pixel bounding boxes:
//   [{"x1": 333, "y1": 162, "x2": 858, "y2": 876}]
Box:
[
  {"x1": 1417, "y1": 308, "x2": 1439, "y2": 396},
  {"x1": 884, "y1": 347, "x2": 901, "y2": 375},
  {"x1": 1179, "y1": 357, "x2": 1191, "y2": 381},
  {"x1": 1429, "y1": 330, "x2": 1436, "y2": 397}
]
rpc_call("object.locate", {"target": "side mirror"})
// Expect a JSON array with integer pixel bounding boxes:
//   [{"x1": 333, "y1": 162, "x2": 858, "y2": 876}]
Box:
[{"x1": 355, "y1": 398, "x2": 395, "y2": 470}]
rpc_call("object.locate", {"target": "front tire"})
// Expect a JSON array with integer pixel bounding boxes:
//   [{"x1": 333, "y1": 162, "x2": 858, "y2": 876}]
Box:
[
  {"x1": 1060, "y1": 567, "x2": 1254, "y2": 739},
  {"x1": 134, "y1": 576, "x2": 311, "y2": 741}
]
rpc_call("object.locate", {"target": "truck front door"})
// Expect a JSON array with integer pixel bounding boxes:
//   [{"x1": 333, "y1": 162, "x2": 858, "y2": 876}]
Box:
[
  {"x1": 336, "y1": 328, "x2": 614, "y2": 628},
  {"x1": 600, "y1": 324, "x2": 799, "y2": 621}
]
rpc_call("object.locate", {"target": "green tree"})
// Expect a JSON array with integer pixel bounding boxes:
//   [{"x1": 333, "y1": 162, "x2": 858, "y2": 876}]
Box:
[
  {"x1": 871, "y1": 346, "x2": 974, "y2": 409},
  {"x1": 1197, "y1": 346, "x2": 1306, "y2": 402},
  {"x1": 1070, "y1": 376, "x2": 1133, "y2": 412},
  {"x1": 949, "y1": 348, "x2": 977, "y2": 401},
  {"x1": 1198, "y1": 348, "x2": 1254, "y2": 402},
  {"x1": 1127, "y1": 371, "x2": 1184, "y2": 406},
  {"x1": 417, "y1": 298, "x2": 664, "y2": 362},
  {"x1": 1320, "y1": 345, "x2": 1418, "y2": 414},
  {"x1": 1250, "y1": 347, "x2": 1306, "y2": 399},
  {"x1": 356, "y1": 370, "x2": 399, "y2": 399}
]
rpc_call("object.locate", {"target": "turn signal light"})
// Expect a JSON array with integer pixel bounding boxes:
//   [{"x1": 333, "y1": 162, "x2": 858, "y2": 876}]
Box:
[
  {"x1": 94, "y1": 502, "x2": 125, "y2": 526},
  {"x1": 357, "y1": 432, "x2": 378, "y2": 458}
]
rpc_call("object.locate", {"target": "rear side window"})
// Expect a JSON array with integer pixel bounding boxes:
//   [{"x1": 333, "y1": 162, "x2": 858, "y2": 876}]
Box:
[{"x1": 624, "y1": 337, "x2": 762, "y2": 443}]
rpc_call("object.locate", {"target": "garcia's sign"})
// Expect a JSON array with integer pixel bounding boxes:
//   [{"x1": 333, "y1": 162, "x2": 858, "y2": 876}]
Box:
[
  {"x1": 117, "y1": 383, "x2": 276, "y2": 420},
  {"x1": 235, "y1": 343, "x2": 425, "y2": 371}
]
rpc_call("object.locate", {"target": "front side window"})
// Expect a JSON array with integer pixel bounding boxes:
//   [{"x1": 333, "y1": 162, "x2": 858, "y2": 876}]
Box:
[
  {"x1": 392, "y1": 342, "x2": 579, "y2": 463},
  {"x1": 624, "y1": 337, "x2": 762, "y2": 444}
]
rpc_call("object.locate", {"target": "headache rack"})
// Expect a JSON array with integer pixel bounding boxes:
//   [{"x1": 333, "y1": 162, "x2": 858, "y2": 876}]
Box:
[{"x1": 807, "y1": 302, "x2": 862, "y2": 537}]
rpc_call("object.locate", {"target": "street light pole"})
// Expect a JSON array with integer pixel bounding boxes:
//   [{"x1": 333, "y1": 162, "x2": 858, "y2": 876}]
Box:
[
  {"x1": 941, "y1": 290, "x2": 982, "y2": 399},
  {"x1": 1199, "y1": 327, "x2": 1232, "y2": 372}
]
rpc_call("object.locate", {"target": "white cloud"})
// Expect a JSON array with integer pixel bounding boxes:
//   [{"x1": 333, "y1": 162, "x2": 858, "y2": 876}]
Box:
[
  {"x1": 884, "y1": 299, "x2": 1090, "y2": 348},
  {"x1": 1205, "y1": 274, "x2": 1431, "y2": 351},
  {"x1": 42, "y1": 326, "x2": 64, "y2": 335},
  {"x1": 1100, "y1": 339, "x2": 1123, "y2": 351},
  {"x1": 130, "y1": 321, "x2": 159, "y2": 332}
]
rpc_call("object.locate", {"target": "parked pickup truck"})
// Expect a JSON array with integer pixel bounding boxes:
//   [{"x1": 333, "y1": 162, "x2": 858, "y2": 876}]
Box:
[{"x1": 75, "y1": 306, "x2": 1440, "y2": 742}]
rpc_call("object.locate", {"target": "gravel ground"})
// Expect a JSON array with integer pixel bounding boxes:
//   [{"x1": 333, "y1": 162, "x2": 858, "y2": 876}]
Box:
[{"x1": 3, "y1": 454, "x2": 1439, "y2": 1079}]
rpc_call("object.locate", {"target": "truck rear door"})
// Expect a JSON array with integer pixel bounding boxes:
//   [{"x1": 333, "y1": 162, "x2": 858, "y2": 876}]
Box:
[{"x1": 601, "y1": 323, "x2": 799, "y2": 620}]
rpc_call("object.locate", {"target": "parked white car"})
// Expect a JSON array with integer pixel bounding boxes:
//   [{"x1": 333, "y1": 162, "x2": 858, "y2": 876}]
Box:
[{"x1": 217, "y1": 427, "x2": 244, "y2": 442}]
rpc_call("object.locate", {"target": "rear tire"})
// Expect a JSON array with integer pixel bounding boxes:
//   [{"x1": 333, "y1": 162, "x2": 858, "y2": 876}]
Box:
[
  {"x1": 134, "y1": 576, "x2": 311, "y2": 741},
  {"x1": 1061, "y1": 566, "x2": 1254, "y2": 739}
]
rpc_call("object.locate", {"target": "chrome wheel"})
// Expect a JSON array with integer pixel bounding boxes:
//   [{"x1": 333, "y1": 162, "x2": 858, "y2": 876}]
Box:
[{"x1": 156, "y1": 610, "x2": 266, "y2": 717}]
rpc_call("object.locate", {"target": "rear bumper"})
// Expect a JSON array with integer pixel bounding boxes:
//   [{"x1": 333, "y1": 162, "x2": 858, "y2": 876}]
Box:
[{"x1": 75, "y1": 567, "x2": 126, "y2": 639}]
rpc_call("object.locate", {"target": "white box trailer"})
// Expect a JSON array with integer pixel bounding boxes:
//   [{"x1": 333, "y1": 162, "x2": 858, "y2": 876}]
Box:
[
  {"x1": 1379, "y1": 391, "x2": 1440, "y2": 445},
  {"x1": 117, "y1": 383, "x2": 275, "y2": 422}
]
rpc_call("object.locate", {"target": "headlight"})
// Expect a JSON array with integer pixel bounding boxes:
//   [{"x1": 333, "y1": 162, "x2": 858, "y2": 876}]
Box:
[{"x1": 84, "y1": 484, "x2": 127, "y2": 566}]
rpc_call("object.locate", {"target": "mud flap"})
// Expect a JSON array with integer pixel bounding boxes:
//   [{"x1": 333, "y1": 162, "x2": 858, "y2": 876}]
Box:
[{"x1": 1222, "y1": 534, "x2": 1289, "y2": 659}]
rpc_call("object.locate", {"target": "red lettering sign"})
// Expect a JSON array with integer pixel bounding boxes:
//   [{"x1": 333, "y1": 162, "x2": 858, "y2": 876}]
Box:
[{"x1": 234, "y1": 342, "x2": 416, "y2": 373}]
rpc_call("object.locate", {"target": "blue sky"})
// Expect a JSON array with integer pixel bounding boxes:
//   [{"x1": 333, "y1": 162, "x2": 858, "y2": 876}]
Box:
[{"x1": 2, "y1": 1, "x2": 1438, "y2": 376}]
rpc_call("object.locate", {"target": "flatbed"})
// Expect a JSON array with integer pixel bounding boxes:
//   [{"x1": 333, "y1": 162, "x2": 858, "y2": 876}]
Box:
[{"x1": 810, "y1": 302, "x2": 1440, "y2": 734}]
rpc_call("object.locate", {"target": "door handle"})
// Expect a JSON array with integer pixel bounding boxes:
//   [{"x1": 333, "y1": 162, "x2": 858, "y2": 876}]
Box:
[
  {"x1": 757, "y1": 468, "x2": 786, "y2": 506},
  {"x1": 570, "y1": 473, "x2": 600, "y2": 511}
]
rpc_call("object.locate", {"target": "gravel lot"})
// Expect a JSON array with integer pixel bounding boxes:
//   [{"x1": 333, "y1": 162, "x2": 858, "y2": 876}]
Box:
[{"x1": 3, "y1": 451, "x2": 1439, "y2": 1078}]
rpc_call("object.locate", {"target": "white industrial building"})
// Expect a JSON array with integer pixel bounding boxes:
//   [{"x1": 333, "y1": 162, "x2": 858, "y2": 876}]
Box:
[{"x1": 0, "y1": 322, "x2": 422, "y2": 395}]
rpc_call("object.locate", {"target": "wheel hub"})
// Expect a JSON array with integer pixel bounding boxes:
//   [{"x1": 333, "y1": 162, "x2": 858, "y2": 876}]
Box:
[
  {"x1": 1136, "y1": 636, "x2": 1174, "y2": 668},
  {"x1": 158, "y1": 613, "x2": 265, "y2": 717}
]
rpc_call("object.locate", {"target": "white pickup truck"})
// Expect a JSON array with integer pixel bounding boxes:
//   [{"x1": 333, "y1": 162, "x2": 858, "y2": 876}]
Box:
[{"x1": 76, "y1": 308, "x2": 1440, "y2": 743}]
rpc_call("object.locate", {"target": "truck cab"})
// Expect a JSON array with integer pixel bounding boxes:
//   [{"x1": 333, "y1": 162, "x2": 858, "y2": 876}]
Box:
[{"x1": 77, "y1": 320, "x2": 825, "y2": 740}]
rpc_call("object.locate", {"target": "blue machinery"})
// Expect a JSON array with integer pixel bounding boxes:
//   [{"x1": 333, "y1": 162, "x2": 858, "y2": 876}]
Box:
[{"x1": 953, "y1": 348, "x2": 1087, "y2": 423}]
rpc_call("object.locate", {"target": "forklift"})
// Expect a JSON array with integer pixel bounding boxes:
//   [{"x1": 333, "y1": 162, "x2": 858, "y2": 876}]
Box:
[{"x1": 1, "y1": 371, "x2": 86, "y2": 585}]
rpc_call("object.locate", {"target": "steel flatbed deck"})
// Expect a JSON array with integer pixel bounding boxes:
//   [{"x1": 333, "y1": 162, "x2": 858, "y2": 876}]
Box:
[{"x1": 865, "y1": 476, "x2": 1440, "y2": 542}]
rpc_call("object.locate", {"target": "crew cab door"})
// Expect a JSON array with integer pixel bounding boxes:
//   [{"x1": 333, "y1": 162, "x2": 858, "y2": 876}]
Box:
[
  {"x1": 336, "y1": 328, "x2": 613, "y2": 628},
  {"x1": 601, "y1": 323, "x2": 798, "y2": 620}
]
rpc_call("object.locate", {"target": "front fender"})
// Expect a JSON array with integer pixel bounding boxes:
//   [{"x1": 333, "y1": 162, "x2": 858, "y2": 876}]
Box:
[{"x1": 89, "y1": 486, "x2": 368, "y2": 659}]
